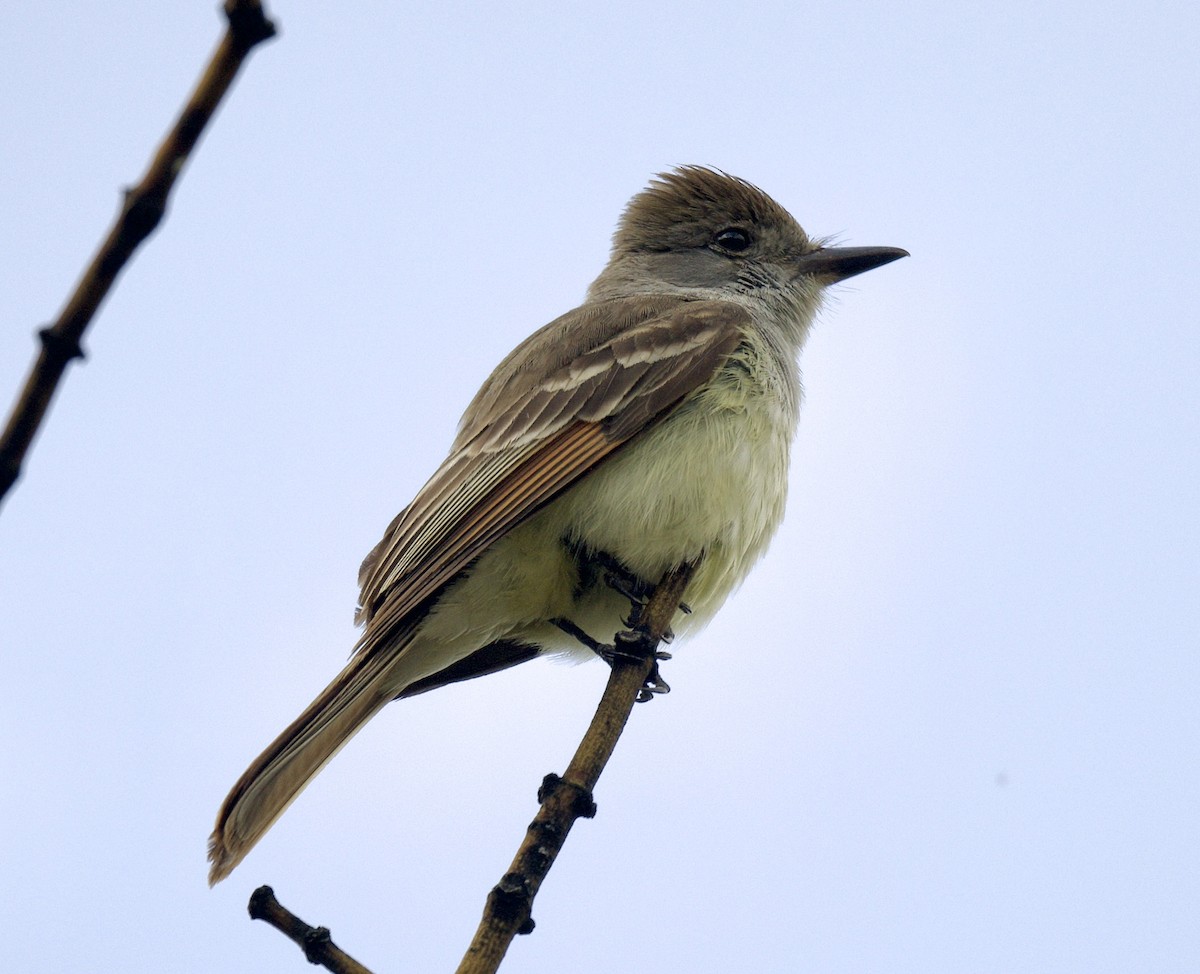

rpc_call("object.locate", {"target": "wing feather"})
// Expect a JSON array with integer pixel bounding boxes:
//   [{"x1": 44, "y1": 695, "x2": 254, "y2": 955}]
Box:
[{"x1": 353, "y1": 297, "x2": 748, "y2": 658}]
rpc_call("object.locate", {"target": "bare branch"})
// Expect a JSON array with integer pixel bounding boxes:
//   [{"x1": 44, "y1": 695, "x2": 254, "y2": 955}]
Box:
[
  {"x1": 249, "y1": 886, "x2": 377, "y2": 974},
  {"x1": 244, "y1": 563, "x2": 695, "y2": 973},
  {"x1": 455, "y1": 561, "x2": 697, "y2": 974},
  {"x1": 0, "y1": 0, "x2": 276, "y2": 510}
]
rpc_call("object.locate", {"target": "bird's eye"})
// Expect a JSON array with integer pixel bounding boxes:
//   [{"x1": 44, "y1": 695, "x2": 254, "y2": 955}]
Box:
[{"x1": 713, "y1": 228, "x2": 752, "y2": 253}]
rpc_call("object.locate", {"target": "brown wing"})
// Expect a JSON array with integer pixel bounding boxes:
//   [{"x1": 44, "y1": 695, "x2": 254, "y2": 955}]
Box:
[
  {"x1": 207, "y1": 297, "x2": 747, "y2": 882},
  {"x1": 353, "y1": 296, "x2": 748, "y2": 661}
]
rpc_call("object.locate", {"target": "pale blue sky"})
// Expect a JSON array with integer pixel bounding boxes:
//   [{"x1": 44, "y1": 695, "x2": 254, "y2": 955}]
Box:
[{"x1": 2, "y1": 2, "x2": 1197, "y2": 972}]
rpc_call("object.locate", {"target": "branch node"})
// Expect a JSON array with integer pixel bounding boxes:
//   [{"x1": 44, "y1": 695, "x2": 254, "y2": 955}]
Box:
[
  {"x1": 304, "y1": 926, "x2": 334, "y2": 963},
  {"x1": 247, "y1": 884, "x2": 277, "y2": 921},
  {"x1": 119, "y1": 188, "x2": 168, "y2": 246},
  {"x1": 36, "y1": 326, "x2": 86, "y2": 363},
  {"x1": 224, "y1": 0, "x2": 278, "y2": 49},
  {"x1": 537, "y1": 772, "x2": 597, "y2": 818},
  {"x1": 487, "y1": 872, "x2": 533, "y2": 928}
]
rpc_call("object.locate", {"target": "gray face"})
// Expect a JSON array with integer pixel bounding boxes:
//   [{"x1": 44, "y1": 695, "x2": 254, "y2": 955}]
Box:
[
  {"x1": 640, "y1": 246, "x2": 746, "y2": 289},
  {"x1": 633, "y1": 223, "x2": 813, "y2": 293}
]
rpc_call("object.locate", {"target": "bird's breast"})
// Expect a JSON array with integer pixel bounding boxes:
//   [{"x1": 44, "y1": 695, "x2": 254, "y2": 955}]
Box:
[{"x1": 555, "y1": 353, "x2": 799, "y2": 629}]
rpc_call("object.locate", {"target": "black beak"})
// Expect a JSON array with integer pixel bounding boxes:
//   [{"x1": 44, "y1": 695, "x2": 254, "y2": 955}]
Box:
[{"x1": 795, "y1": 245, "x2": 909, "y2": 283}]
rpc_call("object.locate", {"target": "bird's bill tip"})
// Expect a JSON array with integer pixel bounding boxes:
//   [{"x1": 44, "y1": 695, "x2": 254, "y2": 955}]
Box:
[{"x1": 797, "y1": 245, "x2": 909, "y2": 283}]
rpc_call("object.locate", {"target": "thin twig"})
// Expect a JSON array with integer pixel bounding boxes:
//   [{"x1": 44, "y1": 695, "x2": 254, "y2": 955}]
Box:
[
  {"x1": 455, "y1": 561, "x2": 697, "y2": 974},
  {"x1": 249, "y1": 886, "x2": 376, "y2": 974},
  {"x1": 0, "y1": 0, "x2": 276, "y2": 510}
]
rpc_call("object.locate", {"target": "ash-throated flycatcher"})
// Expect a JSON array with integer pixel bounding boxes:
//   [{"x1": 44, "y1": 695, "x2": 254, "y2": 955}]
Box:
[{"x1": 208, "y1": 166, "x2": 906, "y2": 883}]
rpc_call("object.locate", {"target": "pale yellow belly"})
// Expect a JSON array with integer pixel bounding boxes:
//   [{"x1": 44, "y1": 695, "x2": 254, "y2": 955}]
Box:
[
  {"x1": 553, "y1": 386, "x2": 794, "y2": 637},
  {"x1": 415, "y1": 364, "x2": 797, "y2": 666}
]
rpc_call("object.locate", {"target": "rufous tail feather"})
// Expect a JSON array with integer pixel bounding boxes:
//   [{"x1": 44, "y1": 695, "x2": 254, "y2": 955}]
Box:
[{"x1": 207, "y1": 649, "x2": 402, "y2": 884}]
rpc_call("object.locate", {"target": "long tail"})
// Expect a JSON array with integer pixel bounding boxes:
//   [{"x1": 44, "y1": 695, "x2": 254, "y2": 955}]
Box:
[{"x1": 207, "y1": 644, "x2": 408, "y2": 885}]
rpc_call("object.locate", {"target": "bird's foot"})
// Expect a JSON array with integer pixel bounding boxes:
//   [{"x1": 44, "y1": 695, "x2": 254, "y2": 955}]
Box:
[
  {"x1": 610, "y1": 627, "x2": 673, "y2": 702},
  {"x1": 551, "y1": 618, "x2": 673, "y2": 703}
]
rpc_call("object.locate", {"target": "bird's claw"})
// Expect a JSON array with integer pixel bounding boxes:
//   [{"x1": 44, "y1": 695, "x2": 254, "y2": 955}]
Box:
[
  {"x1": 635, "y1": 660, "x2": 671, "y2": 702},
  {"x1": 552, "y1": 619, "x2": 671, "y2": 691},
  {"x1": 607, "y1": 630, "x2": 673, "y2": 703}
]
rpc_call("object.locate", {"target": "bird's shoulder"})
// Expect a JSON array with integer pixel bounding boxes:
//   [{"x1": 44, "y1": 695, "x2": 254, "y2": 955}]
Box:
[{"x1": 455, "y1": 293, "x2": 752, "y2": 450}]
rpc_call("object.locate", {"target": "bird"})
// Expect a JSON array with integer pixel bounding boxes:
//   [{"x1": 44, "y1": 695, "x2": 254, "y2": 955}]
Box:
[{"x1": 208, "y1": 166, "x2": 906, "y2": 883}]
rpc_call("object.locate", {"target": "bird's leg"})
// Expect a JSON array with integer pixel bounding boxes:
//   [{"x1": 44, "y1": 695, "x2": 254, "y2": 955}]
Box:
[
  {"x1": 551, "y1": 617, "x2": 607, "y2": 655},
  {"x1": 586, "y1": 549, "x2": 692, "y2": 637},
  {"x1": 554, "y1": 545, "x2": 689, "y2": 701},
  {"x1": 584, "y1": 550, "x2": 652, "y2": 622}
]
